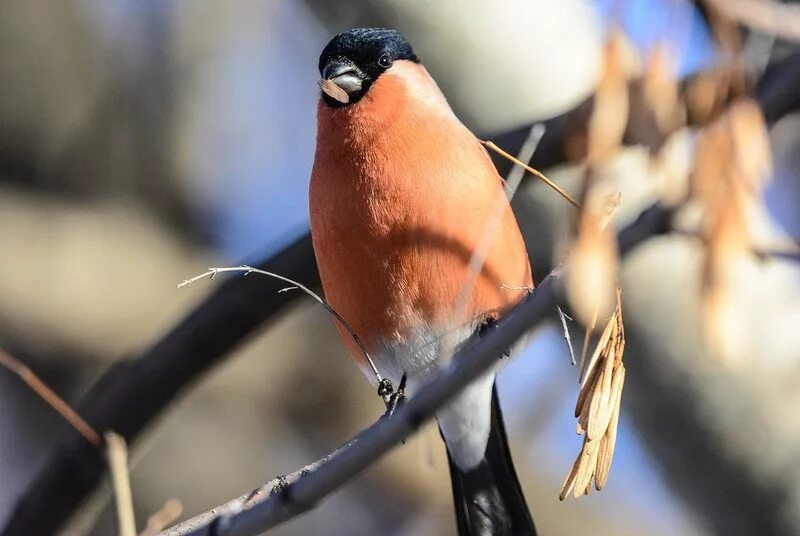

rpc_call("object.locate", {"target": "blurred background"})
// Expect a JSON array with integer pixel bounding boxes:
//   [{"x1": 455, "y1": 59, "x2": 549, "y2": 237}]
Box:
[{"x1": 1, "y1": 0, "x2": 799, "y2": 534}]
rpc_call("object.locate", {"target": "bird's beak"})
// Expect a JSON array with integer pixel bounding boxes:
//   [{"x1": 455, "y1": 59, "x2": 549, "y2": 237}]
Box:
[{"x1": 320, "y1": 61, "x2": 362, "y2": 103}]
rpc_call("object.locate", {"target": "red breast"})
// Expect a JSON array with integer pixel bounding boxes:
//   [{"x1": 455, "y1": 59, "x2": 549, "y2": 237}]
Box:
[{"x1": 309, "y1": 61, "x2": 532, "y2": 369}]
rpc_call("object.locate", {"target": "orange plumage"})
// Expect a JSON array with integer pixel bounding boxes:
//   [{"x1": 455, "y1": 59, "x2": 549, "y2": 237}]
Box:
[
  {"x1": 310, "y1": 28, "x2": 537, "y2": 535},
  {"x1": 310, "y1": 61, "x2": 532, "y2": 375}
]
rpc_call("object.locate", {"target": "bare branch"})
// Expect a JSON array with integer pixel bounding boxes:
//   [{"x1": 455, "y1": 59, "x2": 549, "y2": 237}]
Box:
[
  {"x1": 164, "y1": 268, "x2": 565, "y2": 536},
  {"x1": 161, "y1": 447, "x2": 344, "y2": 536},
  {"x1": 0, "y1": 348, "x2": 102, "y2": 446},
  {"x1": 105, "y1": 432, "x2": 136, "y2": 536},
  {"x1": 160, "y1": 203, "x2": 676, "y2": 536}
]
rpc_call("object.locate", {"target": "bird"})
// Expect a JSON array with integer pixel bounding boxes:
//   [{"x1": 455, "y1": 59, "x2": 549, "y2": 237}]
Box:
[{"x1": 309, "y1": 28, "x2": 536, "y2": 536}]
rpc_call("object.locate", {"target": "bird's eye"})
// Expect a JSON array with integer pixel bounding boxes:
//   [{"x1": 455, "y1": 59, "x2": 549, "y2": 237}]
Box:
[{"x1": 378, "y1": 54, "x2": 391, "y2": 68}]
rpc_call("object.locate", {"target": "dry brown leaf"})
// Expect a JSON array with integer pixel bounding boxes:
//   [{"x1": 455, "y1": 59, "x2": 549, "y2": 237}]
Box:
[
  {"x1": 686, "y1": 71, "x2": 720, "y2": 125},
  {"x1": 598, "y1": 191, "x2": 622, "y2": 230},
  {"x1": 594, "y1": 434, "x2": 611, "y2": 490},
  {"x1": 567, "y1": 191, "x2": 620, "y2": 326},
  {"x1": 728, "y1": 99, "x2": 772, "y2": 191},
  {"x1": 689, "y1": 94, "x2": 774, "y2": 361},
  {"x1": 588, "y1": 340, "x2": 618, "y2": 442},
  {"x1": 577, "y1": 373, "x2": 598, "y2": 433},
  {"x1": 613, "y1": 288, "x2": 625, "y2": 368},
  {"x1": 692, "y1": 117, "x2": 731, "y2": 203},
  {"x1": 591, "y1": 357, "x2": 623, "y2": 442},
  {"x1": 577, "y1": 309, "x2": 599, "y2": 379},
  {"x1": 562, "y1": 290, "x2": 626, "y2": 499},
  {"x1": 578, "y1": 314, "x2": 615, "y2": 391},
  {"x1": 643, "y1": 43, "x2": 682, "y2": 135},
  {"x1": 574, "y1": 208, "x2": 618, "y2": 384},
  {"x1": 695, "y1": 98, "x2": 771, "y2": 204},
  {"x1": 574, "y1": 442, "x2": 600, "y2": 498},
  {"x1": 614, "y1": 321, "x2": 626, "y2": 368},
  {"x1": 694, "y1": 100, "x2": 767, "y2": 360},
  {"x1": 702, "y1": 184, "x2": 751, "y2": 359},
  {"x1": 596, "y1": 366, "x2": 625, "y2": 490},
  {"x1": 587, "y1": 32, "x2": 631, "y2": 164},
  {"x1": 559, "y1": 452, "x2": 582, "y2": 501},
  {"x1": 587, "y1": 366, "x2": 609, "y2": 441}
]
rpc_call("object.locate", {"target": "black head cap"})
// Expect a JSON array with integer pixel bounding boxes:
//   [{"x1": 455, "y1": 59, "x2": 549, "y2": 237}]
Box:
[{"x1": 318, "y1": 28, "x2": 419, "y2": 107}]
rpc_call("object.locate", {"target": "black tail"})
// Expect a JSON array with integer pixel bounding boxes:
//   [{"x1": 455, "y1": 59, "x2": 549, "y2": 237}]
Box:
[{"x1": 445, "y1": 382, "x2": 537, "y2": 536}]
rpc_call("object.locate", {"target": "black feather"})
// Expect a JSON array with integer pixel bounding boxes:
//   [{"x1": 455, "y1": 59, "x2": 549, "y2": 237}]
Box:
[
  {"x1": 446, "y1": 382, "x2": 537, "y2": 536},
  {"x1": 318, "y1": 28, "x2": 419, "y2": 106},
  {"x1": 319, "y1": 28, "x2": 419, "y2": 77}
]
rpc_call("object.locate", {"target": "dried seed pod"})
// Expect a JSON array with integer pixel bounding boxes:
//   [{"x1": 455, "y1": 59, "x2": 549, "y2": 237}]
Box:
[
  {"x1": 643, "y1": 43, "x2": 681, "y2": 136},
  {"x1": 594, "y1": 434, "x2": 611, "y2": 491},
  {"x1": 579, "y1": 313, "x2": 616, "y2": 390},
  {"x1": 577, "y1": 310, "x2": 599, "y2": 379},
  {"x1": 587, "y1": 32, "x2": 631, "y2": 165},
  {"x1": 559, "y1": 452, "x2": 582, "y2": 501},
  {"x1": 596, "y1": 366, "x2": 625, "y2": 490},
  {"x1": 562, "y1": 291, "x2": 626, "y2": 499},
  {"x1": 577, "y1": 373, "x2": 598, "y2": 435},
  {"x1": 573, "y1": 441, "x2": 600, "y2": 498},
  {"x1": 567, "y1": 190, "x2": 621, "y2": 327},
  {"x1": 728, "y1": 99, "x2": 771, "y2": 191},
  {"x1": 318, "y1": 79, "x2": 349, "y2": 104}
]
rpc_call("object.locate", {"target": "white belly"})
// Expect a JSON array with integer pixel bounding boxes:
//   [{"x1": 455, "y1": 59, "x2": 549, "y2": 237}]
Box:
[{"x1": 362, "y1": 322, "x2": 499, "y2": 470}]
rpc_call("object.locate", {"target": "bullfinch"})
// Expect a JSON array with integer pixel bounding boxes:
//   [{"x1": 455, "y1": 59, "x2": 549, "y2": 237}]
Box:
[{"x1": 309, "y1": 28, "x2": 536, "y2": 536}]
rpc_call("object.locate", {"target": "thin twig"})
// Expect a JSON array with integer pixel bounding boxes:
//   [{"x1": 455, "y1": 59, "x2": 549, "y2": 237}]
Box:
[
  {"x1": 106, "y1": 432, "x2": 136, "y2": 536},
  {"x1": 141, "y1": 499, "x2": 183, "y2": 536},
  {"x1": 179, "y1": 266, "x2": 383, "y2": 384},
  {"x1": 501, "y1": 283, "x2": 534, "y2": 292},
  {"x1": 480, "y1": 139, "x2": 581, "y2": 208},
  {"x1": 0, "y1": 348, "x2": 102, "y2": 446},
  {"x1": 557, "y1": 306, "x2": 577, "y2": 366}
]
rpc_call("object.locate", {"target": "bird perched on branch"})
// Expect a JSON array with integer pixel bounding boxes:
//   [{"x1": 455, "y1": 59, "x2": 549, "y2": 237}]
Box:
[{"x1": 309, "y1": 28, "x2": 536, "y2": 536}]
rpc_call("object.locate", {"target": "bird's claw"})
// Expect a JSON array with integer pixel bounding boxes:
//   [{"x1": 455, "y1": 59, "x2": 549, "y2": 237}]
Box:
[
  {"x1": 380, "y1": 374, "x2": 407, "y2": 418},
  {"x1": 378, "y1": 377, "x2": 394, "y2": 406}
]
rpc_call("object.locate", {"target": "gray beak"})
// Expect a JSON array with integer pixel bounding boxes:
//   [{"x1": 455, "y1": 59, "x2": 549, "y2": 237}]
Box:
[{"x1": 322, "y1": 61, "x2": 363, "y2": 94}]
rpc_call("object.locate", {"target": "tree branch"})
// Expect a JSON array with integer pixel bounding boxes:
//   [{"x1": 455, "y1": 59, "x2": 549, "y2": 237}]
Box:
[{"x1": 164, "y1": 276, "x2": 563, "y2": 536}]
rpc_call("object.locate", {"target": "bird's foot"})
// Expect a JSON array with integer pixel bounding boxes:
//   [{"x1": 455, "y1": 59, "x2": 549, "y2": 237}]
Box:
[
  {"x1": 378, "y1": 377, "x2": 394, "y2": 407},
  {"x1": 380, "y1": 373, "x2": 407, "y2": 419},
  {"x1": 386, "y1": 374, "x2": 407, "y2": 417},
  {"x1": 378, "y1": 374, "x2": 408, "y2": 442}
]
